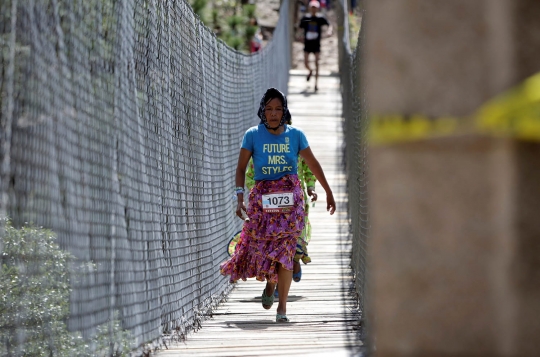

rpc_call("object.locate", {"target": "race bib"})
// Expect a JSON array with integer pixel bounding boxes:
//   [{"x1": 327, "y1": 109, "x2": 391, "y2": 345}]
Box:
[
  {"x1": 306, "y1": 31, "x2": 319, "y2": 40},
  {"x1": 262, "y1": 191, "x2": 294, "y2": 213}
]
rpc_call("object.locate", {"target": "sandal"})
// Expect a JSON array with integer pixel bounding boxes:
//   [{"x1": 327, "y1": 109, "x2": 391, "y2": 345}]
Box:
[
  {"x1": 293, "y1": 264, "x2": 302, "y2": 283},
  {"x1": 261, "y1": 288, "x2": 274, "y2": 310},
  {"x1": 276, "y1": 314, "x2": 290, "y2": 323}
]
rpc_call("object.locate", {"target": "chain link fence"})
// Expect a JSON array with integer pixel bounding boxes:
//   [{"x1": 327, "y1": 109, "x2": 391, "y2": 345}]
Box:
[
  {"x1": 335, "y1": 0, "x2": 369, "y2": 328},
  {"x1": 0, "y1": 0, "x2": 290, "y2": 354}
]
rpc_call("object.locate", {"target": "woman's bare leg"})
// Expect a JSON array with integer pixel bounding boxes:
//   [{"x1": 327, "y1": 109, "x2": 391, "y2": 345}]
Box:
[
  {"x1": 265, "y1": 281, "x2": 276, "y2": 299},
  {"x1": 276, "y1": 263, "x2": 293, "y2": 315},
  {"x1": 293, "y1": 260, "x2": 301, "y2": 275}
]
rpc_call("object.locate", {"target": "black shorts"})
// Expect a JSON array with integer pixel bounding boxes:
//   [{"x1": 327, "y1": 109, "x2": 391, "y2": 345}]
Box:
[{"x1": 304, "y1": 40, "x2": 321, "y2": 54}]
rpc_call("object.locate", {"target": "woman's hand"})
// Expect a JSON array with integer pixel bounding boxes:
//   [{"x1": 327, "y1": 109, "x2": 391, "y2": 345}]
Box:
[
  {"x1": 300, "y1": 147, "x2": 335, "y2": 215},
  {"x1": 307, "y1": 187, "x2": 318, "y2": 202},
  {"x1": 326, "y1": 191, "x2": 336, "y2": 215},
  {"x1": 236, "y1": 200, "x2": 248, "y2": 219}
]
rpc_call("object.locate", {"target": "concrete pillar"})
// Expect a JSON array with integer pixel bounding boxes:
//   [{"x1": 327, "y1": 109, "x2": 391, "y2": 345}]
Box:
[
  {"x1": 287, "y1": 0, "x2": 298, "y2": 68},
  {"x1": 365, "y1": 0, "x2": 540, "y2": 117},
  {"x1": 365, "y1": 0, "x2": 540, "y2": 356},
  {"x1": 370, "y1": 137, "x2": 540, "y2": 357}
]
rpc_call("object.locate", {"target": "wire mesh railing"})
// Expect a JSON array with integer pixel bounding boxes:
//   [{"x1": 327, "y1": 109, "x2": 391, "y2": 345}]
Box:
[
  {"x1": 0, "y1": 0, "x2": 290, "y2": 355},
  {"x1": 335, "y1": 0, "x2": 369, "y2": 329}
]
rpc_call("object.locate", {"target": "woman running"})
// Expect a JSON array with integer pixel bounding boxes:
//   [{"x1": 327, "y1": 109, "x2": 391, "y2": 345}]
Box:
[{"x1": 220, "y1": 88, "x2": 336, "y2": 323}]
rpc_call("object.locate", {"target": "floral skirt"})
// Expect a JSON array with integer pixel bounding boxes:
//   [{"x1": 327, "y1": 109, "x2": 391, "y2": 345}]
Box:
[{"x1": 220, "y1": 175, "x2": 305, "y2": 283}]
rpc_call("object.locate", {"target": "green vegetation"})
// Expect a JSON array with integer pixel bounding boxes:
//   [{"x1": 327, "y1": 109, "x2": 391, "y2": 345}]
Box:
[
  {"x1": 348, "y1": 12, "x2": 362, "y2": 50},
  {"x1": 0, "y1": 220, "x2": 133, "y2": 356},
  {"x1": 190, "y1": 0, "x2": 260, "y2": 53},
  {"x1": 191, "y1": 0, "x2": 209, "y2": 18}
]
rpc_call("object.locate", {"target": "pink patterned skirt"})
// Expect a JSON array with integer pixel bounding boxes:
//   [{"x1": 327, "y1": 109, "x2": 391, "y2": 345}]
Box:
[{"x1": 220, "y1": 174, "x2": 305, "y2": 283}]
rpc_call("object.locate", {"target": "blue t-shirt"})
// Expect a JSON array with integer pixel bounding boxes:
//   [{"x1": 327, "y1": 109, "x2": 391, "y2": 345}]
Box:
[{"x1": 241, "y1": 124, "x2": 310, "y2": 181}]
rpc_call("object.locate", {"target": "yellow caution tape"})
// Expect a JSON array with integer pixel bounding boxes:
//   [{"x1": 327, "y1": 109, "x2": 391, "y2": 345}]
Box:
[
  {"x1": 368, "y1": 72, "x2": 540, "y2": 145},
  {"x1": 475, "y1": 72, "x2": 540, "y2": 140},
  {"x1": 368, "y1": 114, "x2": 462, "y2": 145}
]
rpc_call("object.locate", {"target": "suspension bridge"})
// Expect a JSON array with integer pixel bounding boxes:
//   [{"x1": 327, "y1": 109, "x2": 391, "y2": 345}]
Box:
[
  {"x1": 1, "y1": 0, "x2": 367, "y2": 355},
  {"x1": 4, "y1": 0, "x2": 539, "y2": 356},
  {"x1": 157, "y1": 71, "x2": 364, "y2": 356}
]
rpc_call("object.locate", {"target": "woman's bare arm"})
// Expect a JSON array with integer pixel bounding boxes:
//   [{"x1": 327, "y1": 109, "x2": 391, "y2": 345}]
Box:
[
  {"x1": 299, "y1": 147, "x2": 336, "y2": 215},
  {"x1": 235, "y1": 148, "x2": 252, "y2": 218}
]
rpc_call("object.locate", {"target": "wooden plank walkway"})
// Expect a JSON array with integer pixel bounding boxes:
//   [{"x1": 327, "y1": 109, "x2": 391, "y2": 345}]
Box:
[{"x1": 157, "y1": 71, "x2": 364, "y2": 356}]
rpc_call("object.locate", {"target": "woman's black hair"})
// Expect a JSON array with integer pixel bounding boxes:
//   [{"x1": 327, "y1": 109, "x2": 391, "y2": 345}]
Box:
[{"x1": 257, "y1": 88, "x2": 292, "y2": 128}]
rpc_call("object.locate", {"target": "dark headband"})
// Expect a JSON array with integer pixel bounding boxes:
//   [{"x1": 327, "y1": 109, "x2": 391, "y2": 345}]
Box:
[{"x1": 257, "y1": 88, "x2": 292, "y2": 127}]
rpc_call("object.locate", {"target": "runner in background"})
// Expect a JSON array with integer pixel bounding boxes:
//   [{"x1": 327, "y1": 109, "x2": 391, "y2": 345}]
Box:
[{"x1": 299, "y1": 1, "x2": 332, "y2": 92}]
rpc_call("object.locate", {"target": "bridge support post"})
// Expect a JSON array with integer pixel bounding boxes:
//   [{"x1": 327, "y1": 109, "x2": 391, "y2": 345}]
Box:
[
  {"x1": 365, "y1": 0, "x2": 540, "y2": 356},
  {"x1": 287, "y1": 0, "x2": 297, "y2": 69},
  {"x1": 370, "y1": 137, "x2": 540, "y2": 357}
]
